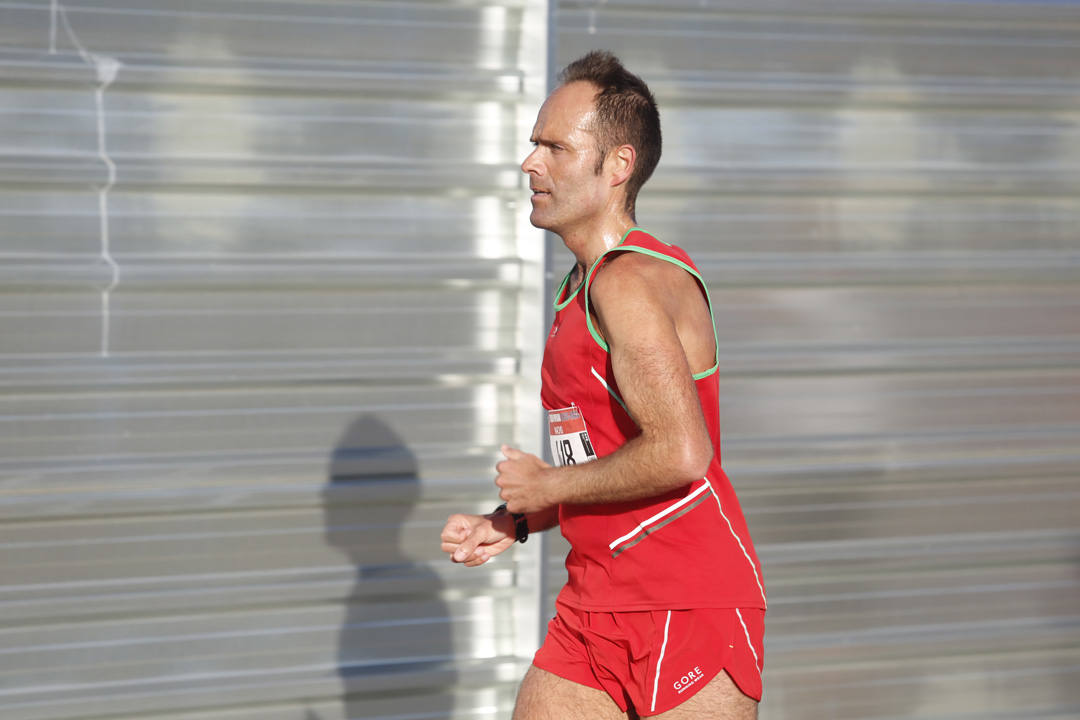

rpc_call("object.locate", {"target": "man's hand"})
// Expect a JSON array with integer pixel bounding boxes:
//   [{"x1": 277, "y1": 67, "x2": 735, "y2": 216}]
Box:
[
  {"x1": 440, "y1": 512, "x2": 515, "y2": 567},
  {"x1": 495, "y1": 445, "x2": 554, "y2": 514}
]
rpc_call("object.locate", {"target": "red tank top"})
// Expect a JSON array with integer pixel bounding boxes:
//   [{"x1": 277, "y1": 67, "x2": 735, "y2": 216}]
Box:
[{"x1": 540, "y1": 229, "x2": 767, "y2": 611}]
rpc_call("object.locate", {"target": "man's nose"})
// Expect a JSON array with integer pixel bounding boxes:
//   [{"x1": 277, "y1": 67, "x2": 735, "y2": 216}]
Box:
[{"x1": 521, "y1": 147, "x2": 541, "y2": 176}]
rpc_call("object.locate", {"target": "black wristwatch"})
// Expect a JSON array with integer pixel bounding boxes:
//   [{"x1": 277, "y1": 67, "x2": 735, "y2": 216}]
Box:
[{"x1": 494, "y1": 503, "x2": 529, "y2": 544}]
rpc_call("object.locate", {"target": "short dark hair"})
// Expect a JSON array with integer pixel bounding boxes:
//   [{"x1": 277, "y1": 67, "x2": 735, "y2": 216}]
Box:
[{"x1": 558, "y1": 50, "x2": 661, "y2": 218}]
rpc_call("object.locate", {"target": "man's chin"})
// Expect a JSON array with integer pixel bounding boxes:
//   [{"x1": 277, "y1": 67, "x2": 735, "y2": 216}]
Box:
[{"x1": 528, "y1": 211, "x2": 554, "y2": 232}]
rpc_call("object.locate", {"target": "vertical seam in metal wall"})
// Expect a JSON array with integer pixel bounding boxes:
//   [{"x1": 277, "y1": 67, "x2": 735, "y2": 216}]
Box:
[{"x1": 537, "y1": 0, "x2": 559, "y2": 645}]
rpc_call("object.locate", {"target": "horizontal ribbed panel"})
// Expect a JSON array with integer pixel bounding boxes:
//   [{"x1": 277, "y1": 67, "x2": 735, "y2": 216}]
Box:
[
  {"x1": 551, "y1": 1, "x2": 1080, "y2": 718},
  {"x1": 1, "y1": 1, "x2": 548, "y2": 719}
]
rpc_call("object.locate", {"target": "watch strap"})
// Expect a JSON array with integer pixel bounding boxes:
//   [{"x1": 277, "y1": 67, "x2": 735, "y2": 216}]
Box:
[{"x1": 493, "y1": 503, "x2": 529, "y2": 544}]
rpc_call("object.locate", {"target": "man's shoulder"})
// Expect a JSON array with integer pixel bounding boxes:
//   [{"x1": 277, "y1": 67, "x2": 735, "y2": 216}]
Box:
[
  {"x1": 592, "y1": 246, "x2": 691, "y2": 300},
  {"x1": 589, "y1": 250, "x2": 663, "y2": 302}
]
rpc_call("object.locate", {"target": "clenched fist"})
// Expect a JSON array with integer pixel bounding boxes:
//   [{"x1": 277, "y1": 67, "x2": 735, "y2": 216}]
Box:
[{"x1": 440, "y1": 511, "x2": 516, "y2": 567}]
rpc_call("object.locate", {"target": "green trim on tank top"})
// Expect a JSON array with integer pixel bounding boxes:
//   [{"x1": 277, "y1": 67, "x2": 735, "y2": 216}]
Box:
[
  {"x1": 552, "y1": 269, "x2": 578, "y2": 311},
  {"x1": 583, "y1": 238, "x2": 720, "y2": 380},
  {"x1": 551, "y1": 228, "x2": 647, "y2": 311}
]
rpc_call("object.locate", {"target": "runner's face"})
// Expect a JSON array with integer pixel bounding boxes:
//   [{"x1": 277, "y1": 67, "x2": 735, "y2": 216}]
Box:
[{"x1": 521, "y1": 82, "x2": 610, "y2": 236}]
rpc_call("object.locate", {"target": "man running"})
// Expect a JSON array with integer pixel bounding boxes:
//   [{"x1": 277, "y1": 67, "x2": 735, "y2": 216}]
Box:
[{"x1": 441, "y1": 51, "x2": 767, "y2": 719}]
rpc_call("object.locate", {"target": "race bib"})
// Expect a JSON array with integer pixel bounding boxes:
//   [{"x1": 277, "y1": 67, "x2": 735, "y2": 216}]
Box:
[{"x1": 548, "y1": 405, "x2": 598, "y2": 467}]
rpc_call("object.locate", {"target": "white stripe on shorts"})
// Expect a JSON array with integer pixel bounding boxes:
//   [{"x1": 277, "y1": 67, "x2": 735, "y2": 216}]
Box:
[
  {"x1": 650, "y1": 610, "x2": 673, "y2": 713},
  {"x1": 735, "y1": 607, "x2": 761, "y2": 679}
]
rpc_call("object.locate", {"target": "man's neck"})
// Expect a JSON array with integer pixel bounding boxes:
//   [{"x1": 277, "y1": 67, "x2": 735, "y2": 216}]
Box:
[{"x1": 561, "y1": 215, "x2": 637, "y2": 282}]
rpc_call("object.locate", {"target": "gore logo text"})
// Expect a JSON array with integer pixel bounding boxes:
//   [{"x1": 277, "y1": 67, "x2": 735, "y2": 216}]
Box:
[{"x1": 673, "y1": 666, "x2": 705, "y2": 694}]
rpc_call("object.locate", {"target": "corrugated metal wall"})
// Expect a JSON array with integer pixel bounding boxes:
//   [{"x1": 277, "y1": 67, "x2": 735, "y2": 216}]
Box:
[
  {"x1": 3, "y1": 1, "x2": 1079, "y2": 719},
  {"x1": 0, "y1": 1, "x2": 548, "y2": 719},
  {"x1": 552, "y1": 1, "x2": 1080, "y2": 718}
]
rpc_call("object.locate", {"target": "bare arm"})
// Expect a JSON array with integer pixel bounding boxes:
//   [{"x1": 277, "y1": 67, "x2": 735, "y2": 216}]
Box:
[
  {"x1": 496, "y1": 252, "x2": 714, "y2": 512},
  {"x1": 441, "y1": 499, "x2": 559, "y2": 567}
]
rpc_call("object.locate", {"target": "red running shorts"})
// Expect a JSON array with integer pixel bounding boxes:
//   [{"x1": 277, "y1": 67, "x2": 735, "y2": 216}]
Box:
[{"x1": 532, "y1": 600, "x2": 764, "y2": 716}]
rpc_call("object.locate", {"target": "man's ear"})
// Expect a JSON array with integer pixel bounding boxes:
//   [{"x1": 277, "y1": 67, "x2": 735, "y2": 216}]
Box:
[{"x1": 608, "y1": 144, "x2": 636, "y2": 188}]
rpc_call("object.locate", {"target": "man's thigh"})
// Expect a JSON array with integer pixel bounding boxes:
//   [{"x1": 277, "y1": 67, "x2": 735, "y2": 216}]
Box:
[
  {"x1": 649, "y1": 669, "x2": 757, "y2": 720},
  {"x1": 513, "y1": 665, "x2": 631, "y2": 720}
]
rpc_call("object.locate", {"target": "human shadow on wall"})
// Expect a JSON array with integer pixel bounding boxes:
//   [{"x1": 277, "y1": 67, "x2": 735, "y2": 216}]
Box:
[{"x1": 322, "y1": 415, "x2": 456, "y2": 719}]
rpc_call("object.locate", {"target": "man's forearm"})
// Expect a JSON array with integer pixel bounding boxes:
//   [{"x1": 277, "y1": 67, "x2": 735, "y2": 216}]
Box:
[
  {"x1": 523, "y1": 505, "x2": 560, "y2": 534},
  {"x1": 543, "y1": 432, "x2": 711, "y2": 506}
]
